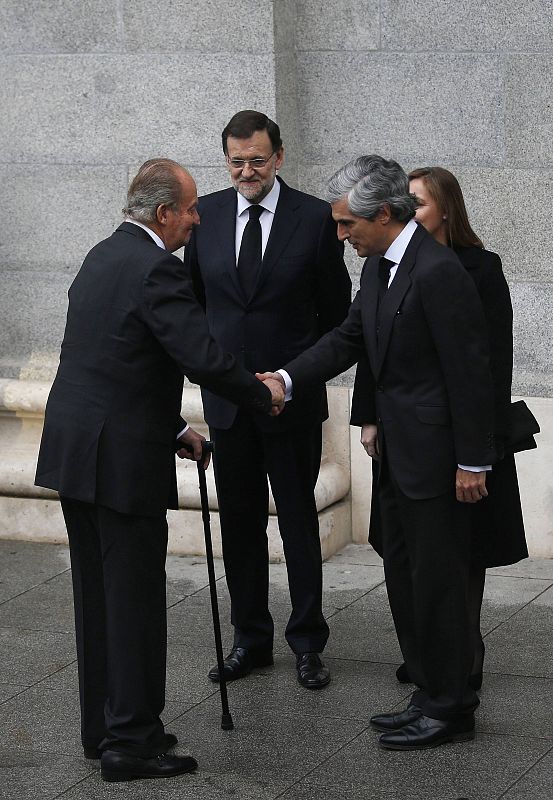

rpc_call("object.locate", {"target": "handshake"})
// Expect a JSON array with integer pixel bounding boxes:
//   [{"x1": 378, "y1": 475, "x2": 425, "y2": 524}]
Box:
[{"x1": 256, "y1": 371, "x2": 286, "y2": 417}]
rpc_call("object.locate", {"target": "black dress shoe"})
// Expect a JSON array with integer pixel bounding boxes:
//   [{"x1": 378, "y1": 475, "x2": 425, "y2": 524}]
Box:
[
  {"x1": 101, "y1": 750, "x2": 197, "y2": 782},
  {"x1": 208, "y1": 646, "x2": 273, "y2": 683},
  {"x1": 379, "y1": 714, "x2": 475, "y2": 751},
  {"x1": 84, "y1": 732, "x2": 178, "y2": 760},
  {"x1": 370, "y1": 704, "x2": 422, "y2": 732},
  {"x1": 296, "y1": 653, "x2": 331, "y2": 689}
]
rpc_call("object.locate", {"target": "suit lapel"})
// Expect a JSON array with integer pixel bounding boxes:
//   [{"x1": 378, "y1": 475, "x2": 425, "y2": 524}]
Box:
[
  {"x1": 253, "y1": 179, "x2": 301, "y2": 296},
  {"x1": 214, "y1": 190, "x2": 244, "y2": 301},
  {"x1": 374, "y1": 224, "x2": 425, "y2": 375},
  {"x1": 362, "y1": 256, "x2": 381, "y2": 373}
]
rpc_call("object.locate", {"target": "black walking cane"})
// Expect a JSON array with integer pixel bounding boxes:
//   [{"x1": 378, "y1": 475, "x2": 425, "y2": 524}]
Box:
[{"x1": 192, "y1": 440, "x2": 234, "y2": 731}]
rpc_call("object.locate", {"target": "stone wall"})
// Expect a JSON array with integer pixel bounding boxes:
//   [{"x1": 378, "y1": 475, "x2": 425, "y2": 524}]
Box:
[
  {"x1": 1, "y1": 1, "x2": 551, "y2": 396},
  {"x1": 1, "y1": 2, "x2": 551, "y2": 553}
]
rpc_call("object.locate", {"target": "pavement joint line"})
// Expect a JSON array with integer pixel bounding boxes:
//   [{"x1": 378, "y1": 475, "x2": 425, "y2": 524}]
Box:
[
  {"x1": 482, "y1": 580, "x2": 553, "y2": 639},
  {"x1": 272, "y1": 720, "x2": 375, "y2": 799},
  {"x1": 321, "y1": 577, "x2": 389, "y2": 620},
  {"x1": 0, "y1": 567, "x2": 72, "y2": 608},
  {"x1": 165, "y1": 573, "x2": 228, "y2": 610},
  {"x1": 497, "y1": 740, "x2": 553, "y2": 799},
  {"x1": 51, "y1": 770, "x2": 99, "y2": 800},
  {"x1": 0, "y1": 624, "x2": 75, "y2": 635},
  {"x1": 0, "y1": 658, "x2": 78, "y2": 702}
]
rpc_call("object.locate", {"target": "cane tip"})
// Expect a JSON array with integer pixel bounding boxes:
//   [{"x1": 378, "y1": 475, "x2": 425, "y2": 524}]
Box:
[{"x1": 221, "y1": 713, "x2": 234, "y2": 730}]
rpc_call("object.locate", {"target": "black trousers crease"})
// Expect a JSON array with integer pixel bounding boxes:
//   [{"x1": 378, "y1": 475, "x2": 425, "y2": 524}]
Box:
[
  {"x1": 211, "y1": 410, "x2": 329, "y2": 655},
  {"x1": 377, "y1": 459, "x2": 479, "y2": 720},
  {"x1": 61, "y1": 496, "x2": 169, "y2": 756}
]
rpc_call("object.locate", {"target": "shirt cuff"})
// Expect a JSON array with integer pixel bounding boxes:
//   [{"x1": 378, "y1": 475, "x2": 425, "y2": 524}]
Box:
[
  {"x1": 177, "y1": 424, "x2": 190, "y2": 440},
  {"x1": 276, "y1": 369, "x2": 293, "y2": 402},
  {"x1": 458, "y1": 464, "x2": 492, "y2": 472}
]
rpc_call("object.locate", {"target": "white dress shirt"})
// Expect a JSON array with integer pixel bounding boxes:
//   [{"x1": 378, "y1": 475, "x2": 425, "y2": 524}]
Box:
[
  {"x1": 125, "y1": 218, "x2": 166, "y2": 250},
  {"x1": 235, "y1": 178, "x2": 280, "y2": 261}
]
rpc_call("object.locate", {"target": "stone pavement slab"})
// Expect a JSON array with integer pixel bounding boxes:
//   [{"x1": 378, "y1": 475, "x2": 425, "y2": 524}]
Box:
[
  {"x1": 286, "y1": 731, "x2": 552, "y2": 800},
  {"x1": 0, "y1": 540, "x2": 552, "y2": 800}
]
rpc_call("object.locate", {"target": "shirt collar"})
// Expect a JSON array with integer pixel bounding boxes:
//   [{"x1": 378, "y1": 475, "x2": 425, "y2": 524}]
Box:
[
  {"x1": 384, "y1": 218, "x2": 418, "y2": 265},
  {"x1": 236, "y1": 177, "x2": 281, "y2": 218},
  {"x1": 125, "y1": 218, "x2": 166, "y2": 250}
]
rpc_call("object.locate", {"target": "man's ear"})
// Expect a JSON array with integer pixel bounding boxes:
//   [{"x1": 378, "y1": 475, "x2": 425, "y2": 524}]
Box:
[
  {"x1": 275, "y1": 146, "x2": 285, "y2": 171},
  {"x1": 377, "y1": 203, "x2": 392, "y2": 225},
  {"x1": 156, "y1": 204, "x2": 168, "y2": 225}
]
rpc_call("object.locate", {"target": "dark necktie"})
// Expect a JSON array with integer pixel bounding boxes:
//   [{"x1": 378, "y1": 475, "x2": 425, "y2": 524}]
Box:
[
  {"x1": 376, "y1": 257, "x2": 394, "y2": 344},
  {"x1": 237, "y1": 205, "x2": 264, "y2": 299},
  {"x1": 378, "y1": 256, "x2": 394, "y2": 302}
]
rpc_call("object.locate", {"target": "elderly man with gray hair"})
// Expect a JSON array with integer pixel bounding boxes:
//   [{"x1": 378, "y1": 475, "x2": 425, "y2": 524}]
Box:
[
  {"x1": 259, "y1": 154, "x2": 496, "y2": 750},
  {"x1": 36, "y1": 158, "x2": 283, "y2": 781}
]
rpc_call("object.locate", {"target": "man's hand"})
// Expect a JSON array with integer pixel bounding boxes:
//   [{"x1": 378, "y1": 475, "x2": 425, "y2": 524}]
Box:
[
  {"x1": 361, "y1": 423, "x2": 379, "y2": 460},
  {"x1": 455, "y1": 468, "x2": 488, "y2": 503},
  {"x1": 255, "y1": 371, "x2": 285, "y2": 417},
  {"x1": 176, "y1": 427, "x2": 210, "y2": 469}
]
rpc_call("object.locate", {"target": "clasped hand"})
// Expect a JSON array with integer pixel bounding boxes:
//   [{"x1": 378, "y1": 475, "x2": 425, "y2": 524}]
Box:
[
  {"x1": 255, "y1": 371, "x2": 286, "y2": 416},
  {"x1": 176, "y1": 427, "x2": 210, "y2": 469},
  {"x1": 455, "y1": 468, "x2": 488, "y2": 503}
]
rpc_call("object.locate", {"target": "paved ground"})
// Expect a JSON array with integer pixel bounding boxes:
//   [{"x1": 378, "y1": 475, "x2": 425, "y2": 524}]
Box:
[{"x1": 1, "y1": 539, "x2": 552, "y2": 799}]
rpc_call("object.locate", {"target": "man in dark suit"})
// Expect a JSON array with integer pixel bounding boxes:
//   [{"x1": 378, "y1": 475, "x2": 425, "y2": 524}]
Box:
[
  {"x1": 35, "y1": 159, "x2": 283, "y2": 781},
  {"x1": 183, "y1": 111, "x2": 351, "y2": 689},
  {"x1": 259, "y1": 155, "x2": 496, "y2": 749}
]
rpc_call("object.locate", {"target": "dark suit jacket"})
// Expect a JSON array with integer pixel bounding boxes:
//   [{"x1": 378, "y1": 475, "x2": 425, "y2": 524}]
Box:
[
  {"x1": 285, "y1": 224, "x2": 496, "y2": 500},
  {"x1": 352, "y1": 245, "x2": 513, "y2": 435},
  {"x1": 35, "y1": 222, "x2": 271, "y2": 517},
  {"x1": 352, "y1": 243, "x2": 525, "y2": 562},
  {"x1": 183, "y1": 177, "x2": 351, "y2": 432}
]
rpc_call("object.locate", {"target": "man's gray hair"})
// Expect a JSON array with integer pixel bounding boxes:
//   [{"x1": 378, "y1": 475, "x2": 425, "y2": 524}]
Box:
[
  {"x1": 123, "y1": 158, "x2": 189, "y2": 223},
  {"x1": 326, "y1": 155, "x2": 417, "y2": 222}
]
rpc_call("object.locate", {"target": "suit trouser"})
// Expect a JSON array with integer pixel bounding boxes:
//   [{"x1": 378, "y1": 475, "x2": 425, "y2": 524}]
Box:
[
  {"x1": 60, "y1": 497, "x2": 169, "y2": 756},
  {"x1": 211, "y1": 410, "x2": 329, "y2": 654},
  {"x1": 378, "y1": 462, "x2": 479, "y2": 720}
]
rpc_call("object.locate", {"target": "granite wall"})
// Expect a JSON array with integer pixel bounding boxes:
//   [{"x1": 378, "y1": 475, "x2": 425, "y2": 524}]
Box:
[{"x1": 1, "y1": 0, "x2": 552, "y2": 398}]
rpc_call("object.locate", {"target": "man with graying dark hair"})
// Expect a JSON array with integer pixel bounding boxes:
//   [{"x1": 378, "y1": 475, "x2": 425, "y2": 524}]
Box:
[
  {"x1": 259, "y1": 154, "x2": 496, "y2": 750},
  {"x1": 35, "y1": 158, "x2": 284, "y2": 782},
  {"x1": 184, "y1": 111, "x2": 351, "y2": 691}
]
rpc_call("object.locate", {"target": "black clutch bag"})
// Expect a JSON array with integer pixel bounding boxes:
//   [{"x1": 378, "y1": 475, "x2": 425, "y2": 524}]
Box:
[{"x1": 508, "y1": 400, "x2": 540, "y2": 453}]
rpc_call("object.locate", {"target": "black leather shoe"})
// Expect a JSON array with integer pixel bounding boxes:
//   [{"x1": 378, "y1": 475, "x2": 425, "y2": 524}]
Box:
[
  {"x1": 296, "y1": 653, "x2": 331, "y2": 689},
  {"x1": 84, "y1": 732, "x2": 178, "y2": 760},
  {"x1": 208, "y1": 646, "x2": 273, "y2": 683},
  {"x1": 101, "y1": 750, "x2": 197, "y2": 782},
  {"x1": 370, "y1": 704, "x2": 422, "y2": 732},
  {"x1": 379, "y1": 714, "x2": 475, "y2": 751}
]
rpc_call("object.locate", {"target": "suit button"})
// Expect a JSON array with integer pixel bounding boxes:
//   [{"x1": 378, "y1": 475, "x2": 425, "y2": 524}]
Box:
[
  {"x1": 377, "y1": 417, "x2": 382, "y2": 423},
  {"x1": 377, "y1": 385, "x2": 384, "y2": 392}
]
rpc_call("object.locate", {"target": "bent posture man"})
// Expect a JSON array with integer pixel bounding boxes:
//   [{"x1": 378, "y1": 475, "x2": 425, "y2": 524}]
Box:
[
  {"x1": 261, "y1": 155, "x2": 496, "y2": 749},
  {"x1": 35, "y1": 159, "x2": 283, "y2": 781},
  {"x1": 184, "y1": 111, "x2": 351, "y2": 688}
]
